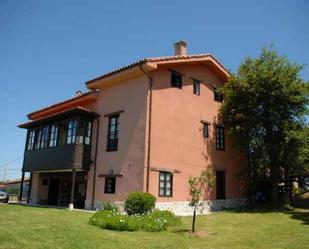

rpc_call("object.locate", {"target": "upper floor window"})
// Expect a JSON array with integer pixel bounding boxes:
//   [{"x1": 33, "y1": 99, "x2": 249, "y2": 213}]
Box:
[
  {"x1": 193, "y1": 80, "x2": 200, "y2": 95},
  {"x1": 202, "y1": 122, "x2": 209, "y2": 138},
  {"x1": 49, "y1": 125, "x2": 58, "y2": 147},
  {"x1": 27, "y1": 130, "x2": 35, "y2": 151},
  {"x1": 34, "y1": 127, "x2": 49, "y2": 150},
  {"x1": 78, "y1": 120, "x2": 92, "y2": 145},
  {"x1": 67, "y1": 120, "x2": 77, "y2": 144},
  {"x1": 58, "y1": 123, "x2": 67, "y2": 146},
  {"x1": 216, "y1": 126, "x2": 225, "y2": 150},
  {"x1": 35, "y1": 129, "x2": 41, "y2": 150},
  {"x1": 40, "y1": 126, "x2": 49, "y2": 149},
  {"x1": 159, "y1": 171, "x2": 173, "y2": 197},
  {"x1": 214, "y1": 87, "x2": 224, "y2": 102},
  {"x1": 107, "y1": 115, "x2": 119, "y2": 151},
  {"x1": 171, "y1": 71, "x2": 182, "y2": 89},
  {"x1": 84, "y1": 121, "x2": 92, "y2": 145}
]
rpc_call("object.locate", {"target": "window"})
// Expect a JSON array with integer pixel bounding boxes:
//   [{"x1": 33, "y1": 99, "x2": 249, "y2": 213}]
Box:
[
  {"x1": 49, "y1": 125, "x2": 58, "y2": 147},
  {"x1": 27, "y1": 130, "x2": 35, "y2": 151},
  {"x1": 202, "y1": 122, "x2": 209, "y2": 138},
  {"x1": 216, "y1": 126, "x2": 225, "y2": 150},
  {"x1": 171, "y1": 72, "x2": 182, "y2": 89},
  {"x1": 67, "y1": 120, "x2": 77, "y2": 144},
  {"x1": 58, "y1": 123, "x2": 67, "y2": 146},
  {"x1": 34, "y1": 127, "x2": 49, "y2": 150},
  {"x1": 216, "y1": 171, "x2": 226, "y2": 199},
  {"x1": 78, "y1": 120, "x2": 92, "y2": 145},
  {"x1": 104, "y1": 177, "x2": 116, "y2": 194},
  {"x1": 193, "y1": 80, "x2": 200, "y2": 95},
  {"x1": 214, "y1": 87, "x2": 223, "y2": 102},
  {"x1": 35, "y1": 129, "x2": 41, "y2": 149},
  {"x1": 40, "y1": 126, "x2": 49, "y2": 149},
  {"x1": 159, "y1": 172, "x2": 173, "y2": 197},
  {"x1": 107, "y1": 115, "x2": 119, "y2": 151},
  {"x1": 84, "y1": 121, "x2": 92, "y2": 145}
]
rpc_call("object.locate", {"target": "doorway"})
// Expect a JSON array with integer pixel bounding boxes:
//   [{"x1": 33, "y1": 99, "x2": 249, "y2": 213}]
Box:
[
  {"x1": 48, "y1": 178, "x2": 60, "y2": 205},
  {"x1": 216, "y1": 171, "x2": 226, "y2": 200}
]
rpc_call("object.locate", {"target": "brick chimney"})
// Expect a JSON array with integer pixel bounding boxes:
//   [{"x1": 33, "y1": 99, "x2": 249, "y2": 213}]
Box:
[{"x1": 174, "y1": 41, "x2": 187, "y2": 56}]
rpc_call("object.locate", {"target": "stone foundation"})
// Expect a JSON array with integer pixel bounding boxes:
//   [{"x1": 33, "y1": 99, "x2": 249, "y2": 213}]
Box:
[{"x1": 85, "y1": 198, "x2": 248, "y2": 216}]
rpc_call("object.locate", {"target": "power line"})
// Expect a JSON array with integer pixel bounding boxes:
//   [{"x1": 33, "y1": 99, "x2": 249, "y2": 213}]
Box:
[
  {"x1": 0, "y1": 156, "x2": 22, "y2": 169},
  {"x1": 0, "y1": 156, "x2": 22, "y2": 181}
]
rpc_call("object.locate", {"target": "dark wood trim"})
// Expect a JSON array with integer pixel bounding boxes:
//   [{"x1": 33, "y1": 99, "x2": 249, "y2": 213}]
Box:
[
  {"x1": 19, "y1": 171, "x2": 25, "y2": 201},
  {"x1": 150, "y1": 167, "x2": 181, "y2": 174},
  {"x1": 98, "y1": 174, "x2": 123, "y2": 177},
  {"x1": 168, "y1": 69, "x2": 185, "y2": 76},
  {"x1": 27, "y1": 172, "x2": 32, "y2": 203},
  {"x1": 104, "y1": 110, "x2": 124, "y2": 117},
  {"x1": 190, "y1": 76, "x2": 201, "y2": 82},
  {"x1": 69, "y1": 169, "x2": 76, "y2": 205}
]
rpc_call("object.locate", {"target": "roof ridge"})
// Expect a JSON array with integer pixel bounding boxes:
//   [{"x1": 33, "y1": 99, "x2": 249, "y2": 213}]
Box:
[{"x1": 85, "y1": 53, "x2": 214, "y2": 85}]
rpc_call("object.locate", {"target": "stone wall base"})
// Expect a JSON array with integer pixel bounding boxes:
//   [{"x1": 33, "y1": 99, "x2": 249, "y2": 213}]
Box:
[{"x1": 85, "y1": 198, "x2": 248, "y2": 216}]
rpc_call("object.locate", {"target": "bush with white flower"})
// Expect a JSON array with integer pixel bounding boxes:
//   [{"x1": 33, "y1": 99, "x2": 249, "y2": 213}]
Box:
[{"x1": 89, "y1": 209, "x2": 181, "y2": 232}]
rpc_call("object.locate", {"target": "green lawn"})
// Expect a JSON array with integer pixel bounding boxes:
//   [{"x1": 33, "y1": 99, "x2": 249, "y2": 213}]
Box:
[{"x1": 0, "y1": 205, "x2": 308, "y2": 249}]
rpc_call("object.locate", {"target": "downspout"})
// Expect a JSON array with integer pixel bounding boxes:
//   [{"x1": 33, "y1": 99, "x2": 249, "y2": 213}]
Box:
[
  {"x1": 139, "y1": 63, "x2": 153, "y2": 193},
  {"x1": 91, "y1": 116, "x2": 100, "y2": 210}
]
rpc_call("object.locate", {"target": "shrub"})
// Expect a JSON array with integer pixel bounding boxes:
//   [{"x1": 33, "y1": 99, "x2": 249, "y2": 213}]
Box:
[
  {"x1": 124, "y1": 192, "x2": 156, "y2": 215},
  {"x1": 99, "y1": 201, "x2": 120, "y2": 212},
  {"x1": 89, "y1": 209, "x2": 181, "y2": 232},
  {"x1": 150, "y1": 209, "x2": 181, "y2": 227}
]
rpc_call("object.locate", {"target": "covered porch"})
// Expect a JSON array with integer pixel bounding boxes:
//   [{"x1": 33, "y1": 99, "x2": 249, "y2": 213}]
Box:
[{"x1": 23, "y1": 170, "x2": 88, "y2": 209}]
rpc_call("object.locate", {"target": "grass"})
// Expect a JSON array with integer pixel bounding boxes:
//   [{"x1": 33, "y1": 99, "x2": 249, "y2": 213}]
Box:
[{"x1": 0, "y1": 204, "x2": 308, "y2": 249}]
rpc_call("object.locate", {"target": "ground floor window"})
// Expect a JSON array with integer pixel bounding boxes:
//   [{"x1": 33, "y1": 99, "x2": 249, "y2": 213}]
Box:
[
  {"x1": 159, "y1": 171, "x2": 173, "y2": 197},
  {"x1": 104, "y1": 177, "x2": 116, "y2": 194},
  {"x1": 216, "y1": 171, "x2": 226, "y2": 199}
]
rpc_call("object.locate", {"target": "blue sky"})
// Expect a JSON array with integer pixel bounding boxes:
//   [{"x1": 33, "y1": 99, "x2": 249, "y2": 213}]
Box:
[{"x1": 1, "y1": 0, "x2": 308, "y2": 180}]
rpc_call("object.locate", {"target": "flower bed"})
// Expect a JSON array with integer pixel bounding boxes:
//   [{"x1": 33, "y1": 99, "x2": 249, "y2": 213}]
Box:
[{"x1": 89, "y1": 209, "x2": 181, "y2": 232}]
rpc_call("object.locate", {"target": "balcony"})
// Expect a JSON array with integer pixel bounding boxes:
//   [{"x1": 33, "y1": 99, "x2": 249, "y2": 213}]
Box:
[
  {"x1": 19, "y1": 107, "x2": 99, "y2": 172},
  {"x1": 23, "y1": 143, "x2": 92, "y2": 172}
]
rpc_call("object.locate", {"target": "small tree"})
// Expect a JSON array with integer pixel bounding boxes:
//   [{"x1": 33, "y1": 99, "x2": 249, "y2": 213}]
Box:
[{"x1": 188, "y1": 168, "x2": 215, "y2": 233}]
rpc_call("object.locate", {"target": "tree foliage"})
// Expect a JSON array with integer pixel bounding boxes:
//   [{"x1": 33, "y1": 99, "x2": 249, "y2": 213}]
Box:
[
  {"x1": 220, "y1": 47, "x2": 309, "y2": 205},
  {"x1": 188, "y1": 168, "x2": 215, "y2": 232}
]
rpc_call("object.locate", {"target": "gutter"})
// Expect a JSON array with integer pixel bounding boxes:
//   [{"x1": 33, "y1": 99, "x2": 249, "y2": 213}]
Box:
[
  {"x1": 91, "y1": 116, "x2": 100, "y2": 210},
  {"x1": 139, "y1": 63, "x2": 153, "y2": 193}
]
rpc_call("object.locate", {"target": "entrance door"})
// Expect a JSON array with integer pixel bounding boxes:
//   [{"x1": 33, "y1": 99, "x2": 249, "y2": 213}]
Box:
[
  {"x1": 48, "y1": 178, "x2": 60, "y2": 205},
  {"x1": 216, "y1": 171, "x2": 226, "y2": 200}
]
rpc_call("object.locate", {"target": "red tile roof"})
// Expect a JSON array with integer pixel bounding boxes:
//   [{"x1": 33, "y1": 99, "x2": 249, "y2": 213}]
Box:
[
  {"x1": 27, "y1": 90, "x2": 98, "y2": 120},
  {"x1": 19, "y1": 106, "x2": 99, "y2": 128},
  {"x1": 85, "y1": 54, "x2": 230, "y2": 85}
]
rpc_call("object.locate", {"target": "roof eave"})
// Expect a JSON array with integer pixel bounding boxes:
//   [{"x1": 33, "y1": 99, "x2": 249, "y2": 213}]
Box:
[{"x1": 86, "y1": 62, "x2": 157, "y2": 90}]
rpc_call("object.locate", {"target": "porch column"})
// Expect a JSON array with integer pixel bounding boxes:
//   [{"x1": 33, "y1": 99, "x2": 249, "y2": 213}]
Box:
[
  {"x1": 27, "y1": 172, "x2": 33, "y2": 204},
  {"x1": 19, "y1": 171, "x2": 25, "y2": 202},
  {"x1": 69, "y1": 169, "x2": 76, "y2": 210}
]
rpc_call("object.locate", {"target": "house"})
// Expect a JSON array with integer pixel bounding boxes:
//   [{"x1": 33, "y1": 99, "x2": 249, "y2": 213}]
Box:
[
  {"x1": 18, "y1": 41, "x2": 248, "y2": 214},
  {"x1": 4, "y1": 177, "x2": 30, "y2": 200}
]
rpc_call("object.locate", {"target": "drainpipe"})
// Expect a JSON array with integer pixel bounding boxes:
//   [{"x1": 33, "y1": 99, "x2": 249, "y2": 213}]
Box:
[
  {"x1": 91, "y1": 117, "x2": 100, "y2": 210},
  {"x1": 139, "y1": 63, "x2": 153, "y2": 193}
]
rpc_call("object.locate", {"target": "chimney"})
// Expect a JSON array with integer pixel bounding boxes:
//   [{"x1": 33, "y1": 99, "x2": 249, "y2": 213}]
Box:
[
  {"x1": 174, "y1": 40, "x2": 187, "y2": 56},
  {"x1": 75, "y1": 90, "x2": 83, "y2": 96}
]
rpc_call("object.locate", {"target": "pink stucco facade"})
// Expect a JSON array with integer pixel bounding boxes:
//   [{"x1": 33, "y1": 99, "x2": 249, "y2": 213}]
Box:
[{"x1": 24, "y1": 43, "x2": 248, "y2": 211}]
